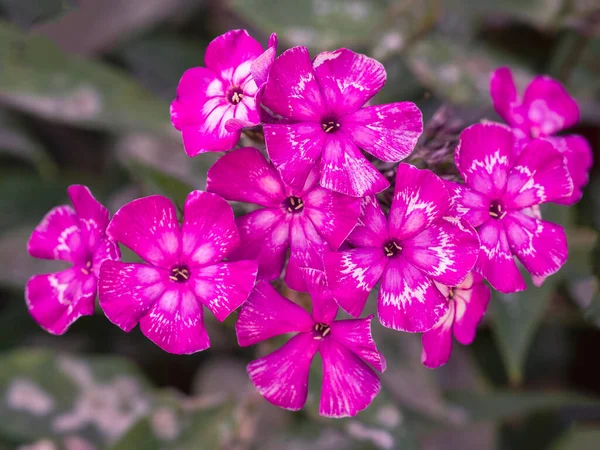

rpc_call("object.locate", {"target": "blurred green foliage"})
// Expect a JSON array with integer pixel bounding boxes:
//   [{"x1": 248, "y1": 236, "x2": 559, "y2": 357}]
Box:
[{"x1": 0, "y1": 0, "x2": 599, "y2": 449}]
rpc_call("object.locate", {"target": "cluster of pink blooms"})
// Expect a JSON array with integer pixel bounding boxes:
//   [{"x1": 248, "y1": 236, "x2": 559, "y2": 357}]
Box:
[{"x1": 26, "y1": 30, "x2": 592, "y2": 418}]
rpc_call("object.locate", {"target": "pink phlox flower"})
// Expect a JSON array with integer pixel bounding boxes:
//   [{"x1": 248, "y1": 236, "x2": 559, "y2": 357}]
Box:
[
  {"x1": 261, "y1": 46, "x2": 423, "y2": 197},
  {"x1": 26, "y1": 185, "x2": 120, "y2": 334},
  {"x1": 490, "y1": 67, "x2": 592, "y2": 204},
  {"x1": 421, "y1": 272, "x2": 491, "y2": 368},
  {"x1": 324, "y1": 163, "x2": 480, "y2": 332},
  {"x1": 206, "y1": 146, "x2": 360, "y2": 292},
  {"x1": 171, "y1": 29, "x2": 277, "y2": 156},
  {"x1": 98, "y1": 190, "x2": 258, "y2": 354},
  {"x1": 236, "y1": 270, "x2": 386, "y2": 418},
  {"x1": 447, "y1": 121, "x2": 574, "y2": 294}
]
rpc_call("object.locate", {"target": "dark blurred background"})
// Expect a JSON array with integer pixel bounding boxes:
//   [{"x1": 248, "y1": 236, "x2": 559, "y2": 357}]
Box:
[{"x1": 0, "y1": 0, "x2": 599, "y2": 449}]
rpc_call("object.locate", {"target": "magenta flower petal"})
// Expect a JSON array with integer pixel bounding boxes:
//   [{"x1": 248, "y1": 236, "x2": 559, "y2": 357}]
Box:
[
  {"x1": 27, "y1": 205, "x2": 83, "y2": 263},
  {"x1": 247, "y1": 332, "x2": 320, "y2": 411},
  {"x1": 250, "y1": 33, "x2": 278, "y2": 88},
  {"x1": 347, "y1": 196, "x2": 389, "y2": 248},
  {"x1": 179, "y1": 107, "x2": 241, "y2": 156},
  {"x1": 342, "y1": 102, "x2": 422, "y2": 162},
  {"x1": 261, "y1": 46, "x2": 326, "y2": 121},
  {"x1": 170, "y1": 68, "x2": 223, "y2": 131},
  {"x1": 420, "y1": 304, "x2": 454, "y2": 369},
  {"x1": 67, "y1": 185, "x2": 110, "y2": 252},
  {"x1": 98, "y1": 261, "x2": 164, "y2": 332},
  {"x1": 108, "y1": 195, "x2": 181, "y2": 269},
  {"x1": 403, "y1": 217, "x2": 479, "y2": 287},
  {"x1": 453, "y1": 276, "x2": 491, "y2": 345},
  {"x1": 264, "y1": 122, "x2": 326, "y2": 191},
  {"x1": 190, "y1": 261, "x2": 257, "y2": 322},
  {"x1": 490, "y1": 67, "x2": 519, "y2": 125},
  {"x1": 446, "y1": 181, "x2": 491, "y2": 228},
  {"x1": 320, "y1": 133, "x2": 390, "y2": 197},
  {"x1": 543, "y1": 135, "x2": 593, "y2": 205},
  {"x1": 231, "y1": 209, "x2": 290, "y2": 281},
  {"x1": 504, "y1": 212, "x2": 568, "y2": 279},
  {"x1": 475, "y1": 220, "x2": 526, "y2": 293},
  {"x1": 207, "y1": 147, "x2": 285, "y2": 207},
  {"x1": 301, "y1": 268, "x2": 338, "y2": 324},
  {"x1": 286, "y1": 216, "x2": 330, "y2": 291},
  {"x1": 388, "y1": 163, "x2": 451, "y2": 241},
  {"x1": 181, "y1": 191, "x2": 240, "y2": 267},
  {"x1": 319, "y1": 338, "x2": 381, "y2": 418},
  {"x1": 236, "y1": 281, "x2": 314, "y2": 346},
  {"x1": 139, "y1": 287, "x2": 210, "y2": 355},
  {"x1": 324, "y1": 248, "x2": 388, "y2": 318},
  {"x1": 378, "y1": 257, "x2": 449, "y2": 332},
  {"x1": 26, "y1": 268, "x2": 96, "y2": 335},
  {"x1": 522, "y1": 76, "x2": 579, "y2": 137},
  {"x1": 204, "y1": 29, "x2": 265, "y2": 79},
  {"x1": 312, "y1": 48, "x2": 386, "y2": 116},
  {"x1": 455, "y1": 122, "x2": 515, "y2": 198},
  {"x1": 503, "y1": 139, "x2": 573, "y2": 209},
  {"x1": 303, "y1": 186, "x2": 360, "y2": 250},
  {"x1": 329, "y1": 316, "x2": 386, "y2": 372}
]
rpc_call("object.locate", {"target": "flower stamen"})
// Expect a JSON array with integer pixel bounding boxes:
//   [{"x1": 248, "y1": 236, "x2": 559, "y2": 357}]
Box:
[
  {"x1": 227, "y1": 87, "x2": 244, "y2": 105},
  {"x1": 489, "y1": 201, "x2": 507, "y2": 220},
  {"x1": 283, "y1": 196, "x2": 304, "y2": 213},
  {"x1": 321, "y1": 121, "x2": 340, "y2": 133},
  {"x1": 80, "y1": 260, "x2": 92, "y2": 276},
  {"x1": 383, "y1": 241, "x2": 402, "y2": 257},
  {"x1": 313, "y1": 322, "x2": 331, "y2": 340},
  {"x1": 169, "y1": 266, "x2": 190, "y2": 283}
]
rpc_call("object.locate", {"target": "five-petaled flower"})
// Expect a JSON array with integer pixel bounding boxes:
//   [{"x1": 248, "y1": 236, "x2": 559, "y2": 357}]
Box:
[
  {"x1": 236, "y1": 271, "x2": 386, "y2": 418},
  {"x1": 206, "y1": 146, "x2": 360, "y2": 292},
  {"x1": 260, "y1": 47, "x2": 423, "y2": 197},
  {"x1": 324, "y1": 163, "x2": 480, "y2": 332},
  {"x1": 490, "y1": 67, "x2": 592, "y2": 204},
  {"x1": 170, "y1": 29, "x2": 277, "y2": 156},
  {"x1": 98, "y1": 191, "x2": 258, "y2": 354},
  {"x1": 421, "y1": 272, "x2": 491, "y2": 368},
  {"x1": 26, "y1": 185, "x2": 120, "y2": 334},
  {"x1": 447, "y1": 122, "x2": 574, "y2": 293}
]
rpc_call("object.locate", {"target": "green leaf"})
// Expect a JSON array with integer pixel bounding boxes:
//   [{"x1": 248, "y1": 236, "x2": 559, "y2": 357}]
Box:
[
  {"x1": 490, "y1": 271, "x2": 557, "y2": 385},
  {"x1": 405, "y1": 34, "x2": 532, "y2": 106},
  {"x1": 0, "y1": 21, "x2": 170, "y2": 133},
  {"x1": 0, "y1": 172, "x2": 69, "y2": 232},
  {"x1": 0, "y1": 0, "x2": 76, "y2": 28},
  {"x1": 445, "y1": 390, "x2": 600, "y2": 423},
  {"x1": 112, "y1": 390, "x2": 237, "y2": 450},
  {"x1": 0, "y1": 349, "x2": 152, "y2": 446},
  {"x1": 0, "y1": 227, "x2": 64, "y2": 289},
  {"x1": 114, "y1": 33, "x2": 206, "y2": 100},
  {"x1": 551, "y1": 425, "x2": 600, "y2": 450},
  {"x1": 129, "y1": 163, "x2": 195, "y2": 208},
  {"x1": 0, "y1": 110, "x2": 57, "y2": 179},
  {"x1": 231, "y1": 0, "x2": 440, "y2": 53}
]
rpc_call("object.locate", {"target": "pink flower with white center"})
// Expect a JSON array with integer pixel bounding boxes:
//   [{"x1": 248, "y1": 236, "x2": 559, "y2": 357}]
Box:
[
  {"x1": 324, "y1": 163, "x2": 480, "y2": 332},
  {"x1": 236, "y1": 271, "x2": 386, "y2": 418},
  {"x1": 98, "y1": 191, "x2": 258, "y2": 355},
  {"x1": 490, "y1": 67, "x2": 592, "y2": 204},
  {"x1": 170, "y1": 29, "x2": 277, "y2": 156},
  {"x1": 260, "y1": 46, "x2": 423, "y2": 197},
  {"x1": 206, "y1": 146, "x2": 360, "y2": 292},
  {"x1": 421, "y1": 273, "x2": 491, "y2": 369},
  {"x1": 26, "y1": 185, "x2": 120, "y2": 334},
  {"x1": 447, "y1": 122, "x2": 574, "y2": 294}
]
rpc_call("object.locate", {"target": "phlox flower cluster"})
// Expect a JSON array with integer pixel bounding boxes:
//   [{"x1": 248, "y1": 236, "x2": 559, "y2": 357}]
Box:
[{"x1": 26, "y1": 30, "x2": 592, "y2": 418}]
